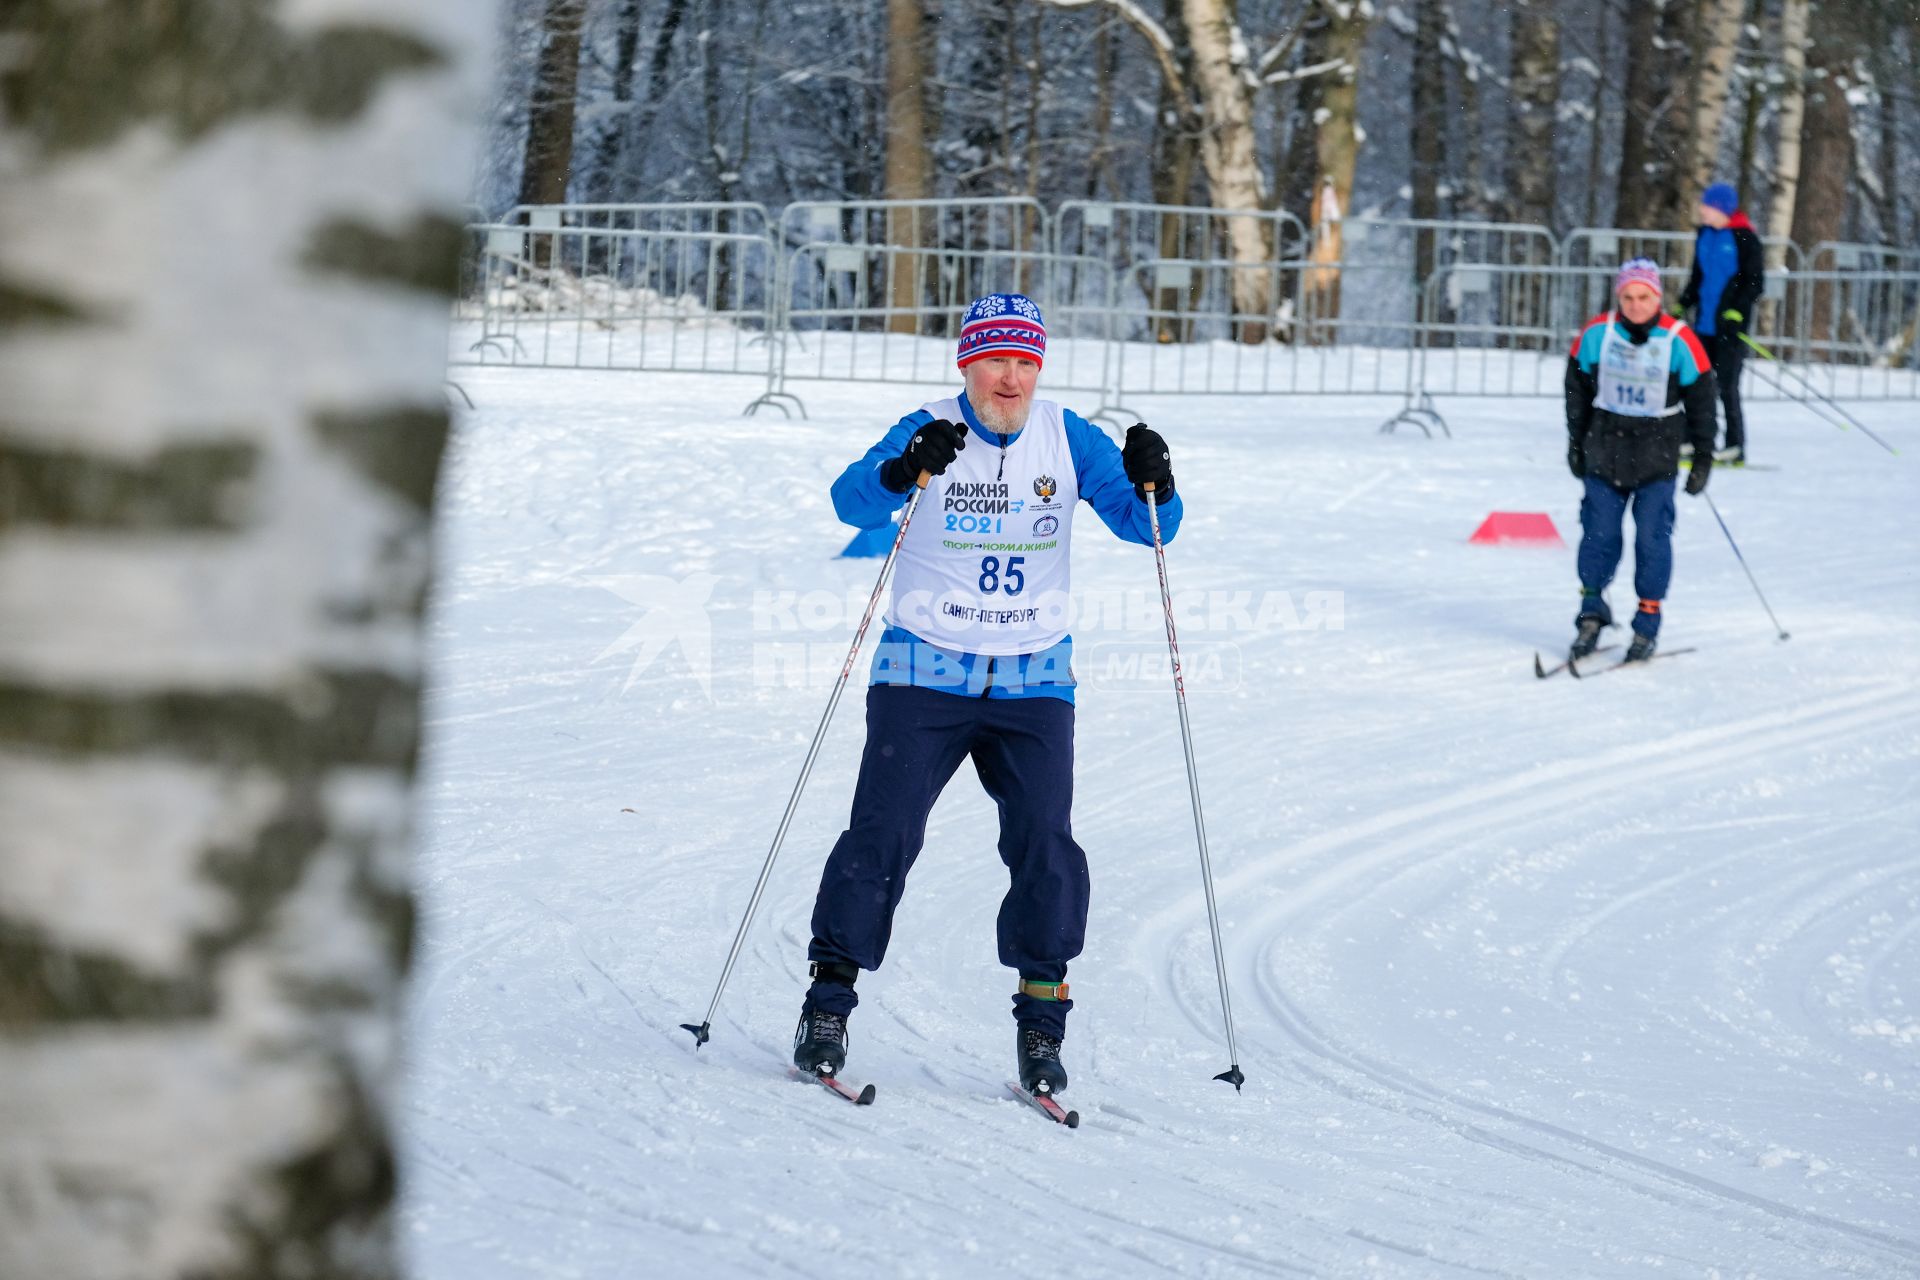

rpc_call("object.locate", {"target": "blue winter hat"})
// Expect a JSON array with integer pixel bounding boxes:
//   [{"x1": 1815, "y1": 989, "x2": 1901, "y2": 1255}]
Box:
[{"x1": 1702, "y1": 182, "x2": 1739, "y2": 214}]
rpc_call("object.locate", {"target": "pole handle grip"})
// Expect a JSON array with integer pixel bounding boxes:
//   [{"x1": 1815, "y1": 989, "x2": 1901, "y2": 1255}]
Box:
[
  {"x1": 1143, "y1": 481, "x2": 1157, "y2": 494},
  {"x1": 916, "y1": 469, "x2": 931, "y2": 489}
]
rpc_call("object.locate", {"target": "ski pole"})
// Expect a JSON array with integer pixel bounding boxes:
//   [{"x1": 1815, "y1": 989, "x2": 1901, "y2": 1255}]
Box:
[
  {"x1": 681, "y1": 472, "x2": 930, "y2": 1048},
  {"x1": 1703, "y1": 492, "x2": 1790, "y2": 642},
  {"x1": 1740, "y1": 359, "x2": 1856, "y2": 436},
  {"x1": 1143, "y1": 481, "x2": 1245, "y2": 1092},
  {"x1": 1736, "y1": 332, "x2": 1900, "y2": 455}
]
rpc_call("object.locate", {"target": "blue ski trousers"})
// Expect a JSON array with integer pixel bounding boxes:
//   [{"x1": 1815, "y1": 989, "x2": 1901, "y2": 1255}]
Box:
[
  {"x1": 806, "y1": 684, "x2": 1087, "y2": 1037},
  {"x1": 1577, "y1": 475, "x2": 1677, "y2": 638}
]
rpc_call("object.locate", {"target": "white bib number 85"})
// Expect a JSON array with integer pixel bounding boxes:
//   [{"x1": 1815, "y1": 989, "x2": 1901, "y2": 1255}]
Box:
[{"x1": 978, "y1": 555, "x2": 1025, "y2": 596}]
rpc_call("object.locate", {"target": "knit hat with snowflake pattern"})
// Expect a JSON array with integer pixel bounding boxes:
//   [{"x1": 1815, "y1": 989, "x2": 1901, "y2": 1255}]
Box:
[
  {"x1": 1614, "y1": 257, "x2": 1664, "y2": 298},
  {"x1": 956, "y1": 293, "x2": 1046, "y2": 370}
]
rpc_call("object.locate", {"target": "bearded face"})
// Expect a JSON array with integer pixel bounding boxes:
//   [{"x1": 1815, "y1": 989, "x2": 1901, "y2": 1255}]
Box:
[{"x1": 964, "y1": 356, "x2": 1040, "y2": 432}]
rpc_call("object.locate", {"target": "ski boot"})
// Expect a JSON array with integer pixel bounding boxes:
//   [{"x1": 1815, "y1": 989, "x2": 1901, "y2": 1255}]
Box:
[
  {"x1": 1570, "y1": 615, "x2": 1605, "y2": 661},
  {"x1": 793, "y1": 958, "x2": 858, "y2": 1075},
  {"x1": 1016, "y1": 1027, "x2": 1069, "y2": 1097},
  {"x1": 1624, "y1": 633, "x2": 1657, "y2": 663},
  {"x1": 1713, "y1": 445, "x2": 1745, "y2": 466},
  {"x1": 793, "y1": 1007, "x2": 849, "y2": 1076}
]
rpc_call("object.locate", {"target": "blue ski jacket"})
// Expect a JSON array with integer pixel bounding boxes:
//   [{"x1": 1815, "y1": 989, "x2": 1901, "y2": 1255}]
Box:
[{"x1": 832, "y1": 392, "x2": 1183, "y2": 703}]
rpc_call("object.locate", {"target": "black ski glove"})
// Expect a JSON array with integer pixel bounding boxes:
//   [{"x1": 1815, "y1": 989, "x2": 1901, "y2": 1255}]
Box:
[
  {"x1": 1123, "y1": 423, "x2": 1174, "y2": 500},
  {"x1": 1685, "y1": 455, "x2": 1711, "y2": 495},
  {"x1": 882, "y1": 418, "x2": 967, "y2": 491},
  {"x1": 1568, "y1": 439, "x2": 1587, "y2": 479}
]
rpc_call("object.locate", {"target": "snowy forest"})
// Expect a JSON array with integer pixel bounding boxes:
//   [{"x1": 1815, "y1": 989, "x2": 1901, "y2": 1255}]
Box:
[{"x1": 479, "y1": 0, "x2": 1920, "y2": 257}]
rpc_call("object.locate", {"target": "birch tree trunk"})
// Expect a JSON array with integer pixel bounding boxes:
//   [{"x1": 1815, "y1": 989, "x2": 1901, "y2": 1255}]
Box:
[
  {"x1": 520, "y1": 0, "x2": 588, "y2": 207},
  {"x1": 884, "y1": 0, "x2": 933, "y2": 334},
  {"x1": 1151, "y1": 28, "x2": 1200, "y2": 344},
  {"x1": 1410, "y1": 0, "x2": 1446, "y2": 234},
  {"x1": 1304, "y1": 0, "x2": 1368, "y2": 337},
  {"x1": 1736, "y1": 71, "x2": 1764, "y2": 198},
  {"x1": 1279, "y1": 12, "x2": 1328, "y2": 238},
  {"x1": 1615, "y1": 0, "x2": 1661, "y2": 227},
  {"x1": 1087, "y1": 11, "x2": 1118, "y2": 200},
  {"x1": 1765, "y1": 0, "x2": 1811, "y2": 269},
  {"x1": 589, "y1": 0, "x2": 645, "y2": 201},
  {"x1": 1583, "y1": 0, "x2": 1612, "y2": 227},
  {"x1": 0, "y1": 1, "x2": 487, "y2": 1276},
  {"x1": 1037, "y1": 0, "x2": 1274, "y2": 338},
  {"x1": 1876, "y1": 78, "x2": 1899, "y2": 245},
  {"x1": 1616, "y1": 0, "x2": 1693, "y2": 230},
  {"x1": 1792, "y1": 53, "x2": 1853, "y2": 349},
  {"x1": 1684, "y1": 0, "x2": 1746, "y2": 207},
  {"x1": 628, "y1": 0, "x2": 693, "y2": 186},
  {"x1": 1447, "y1": 2, "x2": 1485, "y2": 221},
  {"x1": 1182, "y1": 0, "x2": 1272, "y2": 340},
  {"x1": 1505, "y1": 0, "x2": 1560, "y2": 232},
  {"x1": 1409, "y1": 0, "x2": 1448, "y2": 341}
]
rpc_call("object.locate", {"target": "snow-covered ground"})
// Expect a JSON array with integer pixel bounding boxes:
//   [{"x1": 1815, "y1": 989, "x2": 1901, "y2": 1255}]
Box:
[{"x1": 404, "y1": 365, "x2": 1920, "y2": 1278}]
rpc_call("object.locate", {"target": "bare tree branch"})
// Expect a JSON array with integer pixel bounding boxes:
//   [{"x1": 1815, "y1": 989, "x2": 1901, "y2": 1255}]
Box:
[
  {"x1": 1031, "y1": 0, "x2": 1186, "y2": 95},
  {"x1": 1263, "y1": 56, "x2": 1348, "y2": 86}
]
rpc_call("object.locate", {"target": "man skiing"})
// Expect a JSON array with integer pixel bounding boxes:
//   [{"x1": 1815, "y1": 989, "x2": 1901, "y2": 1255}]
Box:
[
  {"x1": 794, "y1": 292, "x2": 1181, "y2": 1098},
  {"x1": 1566, "y1": 258, "x2": 1719, "y2": 664},
  {"x1": 1680, "y1": 182, "x2": 1766, "y2": 464}
]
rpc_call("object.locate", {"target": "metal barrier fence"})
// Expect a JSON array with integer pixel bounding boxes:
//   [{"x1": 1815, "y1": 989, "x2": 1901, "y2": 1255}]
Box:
[
  {"x1": 1792, "y1": 269, "x2": 1920, "y2": 380},
  {"x1": 1344, "y1": 217, "x2": 1559, "y2": 269},
  {"x1": 1388, "y1": 262, "x2": 1920, "y2": 434},
  {"x1": 777, "y1": 196, "x2": 1049, "y2": 257},
  {"x1": 1810, "y1": 241, "x2": 1920, "y2": 273},
  {"x1": 777, "y1": 198, "x2": 1053, "y2": 335},
  {"x1": 1103, "y1": 258, "x2": 1425, "y2": 406},
  {"x1": 451, "y1": 200, "x2": 1920, "y2": 414},
  {"x1": 1337, "y1": 218, "x2": 1563, "y2": 362},
  {"x1": 776, "y1": 244, "x2": 1117, "y2": 415},
  {"x1": 505, "y1": 201, "x2": 772, "y2": 238},
  {"x1": 450, "y1": 225, "x2": 781, "y2": 392},
  {"x1": 1053, "y1": 200, "x2": 1309, "y2": 269},
  {"x1": 1562, "y1": 225, "x2": 1805, "y2": 275}
]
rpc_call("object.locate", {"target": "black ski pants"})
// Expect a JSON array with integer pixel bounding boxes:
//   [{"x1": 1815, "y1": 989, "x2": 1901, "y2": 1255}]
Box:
[{"x1": 1703, "y1": 329, "x2": 1748, "y2": 452}]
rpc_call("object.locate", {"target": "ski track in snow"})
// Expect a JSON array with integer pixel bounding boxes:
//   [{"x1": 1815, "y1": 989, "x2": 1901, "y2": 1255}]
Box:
[{"x1": 406, "y1": 369, "x2": 1920, "y2": 1278}]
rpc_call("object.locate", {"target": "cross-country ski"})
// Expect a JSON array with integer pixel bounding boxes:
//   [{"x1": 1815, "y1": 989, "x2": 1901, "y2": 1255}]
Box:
[
  {"x1": 1006, "y1": 1081, "x2": 1081, "y2": 1129},
  {"x1": 788, "y1": 1066, "x2": 877, "y2": 1106}
]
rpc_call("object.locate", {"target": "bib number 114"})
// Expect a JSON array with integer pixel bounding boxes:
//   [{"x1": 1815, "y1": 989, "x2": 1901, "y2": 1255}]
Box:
[{"x1": 979, "y1": 555, "x2": 1025, "y2": 596}]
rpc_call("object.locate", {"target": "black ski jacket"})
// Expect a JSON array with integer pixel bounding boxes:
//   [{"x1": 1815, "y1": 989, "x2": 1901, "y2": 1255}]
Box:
[{"x1": 1565, "y1": 312, "x2": 1719, "y2": 489}]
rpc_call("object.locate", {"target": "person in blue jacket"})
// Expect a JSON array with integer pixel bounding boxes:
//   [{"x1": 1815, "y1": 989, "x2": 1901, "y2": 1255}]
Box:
[
  {"x1": 1565, "y1": 259, "x2": 1719, "y2": 664},
  {"x1": 1680, "y1": 182, "x2": 1766, "y2": 463},
  {"x1": 793, "y1": 292, "x2": 1181, "y2": 1099}
]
